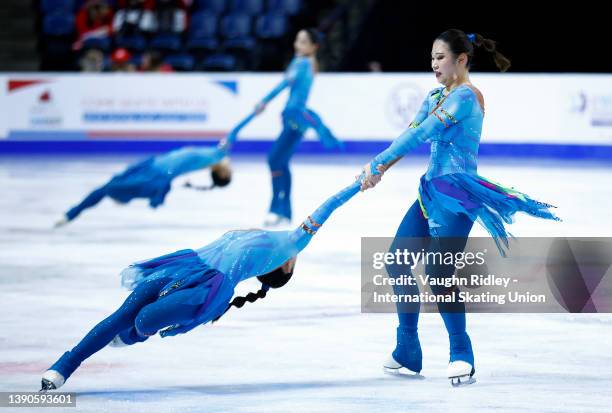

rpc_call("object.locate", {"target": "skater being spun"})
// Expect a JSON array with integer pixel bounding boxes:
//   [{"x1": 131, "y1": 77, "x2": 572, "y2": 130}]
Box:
[
  {"x1": 56, "y1": 147, "x2": 231, "y2": 226},
  {"x1": 359, "y1": 29, "x2": 560, "y2": 386},
  {"x1": 256, "y1": 28, "x2": 343, "y2": 227},
  {"x1": 53, "y1": 111, "x2": 259, "y2": 226},
  {"x1": 41, "y1": 179, "x2": 362, "y2": 391}
]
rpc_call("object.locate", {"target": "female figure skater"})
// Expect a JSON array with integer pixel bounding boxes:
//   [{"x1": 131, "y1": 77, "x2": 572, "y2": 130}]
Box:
[
  {"x1": 255, "y1": 28, "x2": 343, "y2": 227},
  {"x1": 53, "y1": 109, "x2": 259, "y2": 226},
  {"x1": 360, "y1": 29, "x2": 559, "y2": 386},
  {"x1": 55, "y1": 146, "x2": 231, "y2": 226},
  {"x1": 41, "y1": 178, "x2": 362, "y2": 391}
]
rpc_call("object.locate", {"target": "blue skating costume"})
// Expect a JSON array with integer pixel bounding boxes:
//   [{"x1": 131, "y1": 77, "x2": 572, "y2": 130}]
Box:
[
  {"x1": 46, "y1": 180, "x2": 361, "y2": 385},
  {"x1": 368, "y1": 84, "x2": 559, "y2": 375},
  {"x1": 63, "y1": 147, "x2": 225, "y2": 222},
  {"x1": 261, "y1": 55, "x2": 342, "y2": 220},
  {"x1": 62, "y1": 113, "x2": 254, "y2": 223}
]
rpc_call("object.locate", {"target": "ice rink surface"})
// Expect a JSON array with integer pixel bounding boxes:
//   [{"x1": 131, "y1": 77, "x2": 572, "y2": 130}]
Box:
[{"x1": 1, "y1": 153, "x2": 611, "y2": 412}]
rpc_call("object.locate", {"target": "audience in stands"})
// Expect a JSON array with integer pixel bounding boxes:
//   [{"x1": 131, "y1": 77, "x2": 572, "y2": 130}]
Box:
[
  {"x1": 140, "y1": 50, "x2": 174, "y2": 71},
  {"x1": 79, "y1": 48, "x2": 105, "y2": 71},
  {"x1": 74, "y1": 0, "x2": 114, "y2": 49},
  {"x1": 110, "y1": 47, "x2": 136, "y2": 71},
  {"x1": 155, "y1": 0, "x2": 189, "y2": 33},
  {"x1": 40, "y1": 0, "x2": 303, "y2": 71},
  {"x1": 113, "y1": 0, "x2": 157, "y2": 36}
]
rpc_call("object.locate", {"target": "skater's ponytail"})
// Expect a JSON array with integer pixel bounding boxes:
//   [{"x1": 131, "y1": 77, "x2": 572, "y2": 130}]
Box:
[
  {"x1": 183, "y1": 170, "x2": 231, "y2": 192},
  {"x1": 304, "y1": 27, "x2": 324, "y2": 48},
  {"x1": 471, "y1": 33, "x2": 511, "y2": 72},
  {"x1": 212, "y1": 267, "x2": 294, "y2": 323},
  {"x1": 211, "y1": 285, "x2": 269, "y2": 323},
  {"x1": 436, "y1": 29, "x2": 511, "y2": 72}
]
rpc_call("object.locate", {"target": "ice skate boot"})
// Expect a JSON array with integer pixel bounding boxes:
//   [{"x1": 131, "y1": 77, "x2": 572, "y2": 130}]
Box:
[
  {"x1": 383, "y1": 327, "x2": 422, "y2": 376},
  {"x1": 448, "y1": 332, "x2": 476, "y2": 387},
  {"x1": 53, "y1": 216, "x2": 69, "y2": 228},
  {"x1": 40, "y1": 370, "x2": 65, "y2": 392}
]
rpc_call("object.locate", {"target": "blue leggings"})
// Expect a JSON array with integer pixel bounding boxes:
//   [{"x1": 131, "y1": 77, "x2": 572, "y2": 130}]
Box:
[
  {"x1": 66, "y1": 172, "x2": 171, "y2": 221},
  {"x1": 267, "y1": 124, "x2": 303, "y2": 220},
  {"x1": 49, "y1": 277, "x2": 203, "y2": 381},
  {"x1": 66, "y1": 186, "x2": 107, "y2": 221},
  {"x1": 387, "y1": 199, "x2": 474, "y2": 335}
]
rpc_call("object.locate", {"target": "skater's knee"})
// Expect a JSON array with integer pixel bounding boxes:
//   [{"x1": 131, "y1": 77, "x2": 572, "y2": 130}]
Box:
[
  {"x1": 267, "y1": 150, "x2": 278, "y2": 165},
  {"x1": 268, "y1": 154, "x2": 286, "y2": 171},
  {"x1": 134, "y1": 308, "x2": 160, "y2": 337}
]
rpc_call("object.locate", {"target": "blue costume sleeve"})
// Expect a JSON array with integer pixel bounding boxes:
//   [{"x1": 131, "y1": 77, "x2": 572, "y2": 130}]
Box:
[
  {"x1": 369, "y1": 87, "x2": 477, "y2": 174},
  {"x1": 296, "y1": 180, "x2": 361, "y2": 236},
  {"x1": 217, "y1": 111, "x2": 257, "y2": 151},
  {"x1": 260, "y1": 58, "x2": 309, "y2": 105},
  {"x1": 409, "y1": 97, "x2": 430, "y2": 128}
]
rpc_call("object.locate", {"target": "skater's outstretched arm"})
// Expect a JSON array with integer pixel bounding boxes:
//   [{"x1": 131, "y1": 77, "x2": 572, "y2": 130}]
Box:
[
  {"x1": 255, "y1": 58, "x2": 309, "y2": 112},
  {"x1": 374, "y1": 87, "x2": 476, "y2": 169},
  {"x1": 217, "y1": 111, "x2": 257, "y2": 151},
  {"x1": 361, "y1": 87, "x2": 478, "y2": 189},
  {"x1": 408, "y1": 95, "x2": 431, "y2": 129},
  {"x1": 355, "y1": 98, "x2": 430, "y2": 183},
  {"x1": 290, "y1": 179, "x2": 362, "y2": 251}
]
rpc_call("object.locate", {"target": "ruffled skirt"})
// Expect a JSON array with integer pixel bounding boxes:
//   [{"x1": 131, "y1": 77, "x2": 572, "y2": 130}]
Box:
[
  {"x1": 120, "y1": 249, "x2": 234, "y2": 336},
  {"x1": 418, "y1": 173, "x2": 560, "y2": 255}
]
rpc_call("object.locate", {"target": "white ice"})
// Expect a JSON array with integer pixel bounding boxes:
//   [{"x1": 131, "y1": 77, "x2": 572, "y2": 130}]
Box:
[{"x1": 1, "y1": 154, "x2": 611, "y2": 413}]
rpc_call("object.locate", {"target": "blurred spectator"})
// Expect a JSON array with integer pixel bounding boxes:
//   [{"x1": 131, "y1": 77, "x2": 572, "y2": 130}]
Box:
[
  {"x1": 79, "y1": 48, "x2": 105, "y2": 71},
  {"x1": 74, "y1": 0, "x2": 114, "y2": 49},
  {"x1": 368, "y1": 60, "x2": 383, "y2": 72},
  {"x1": 155, "y1": 0, "x2": 188, "y2": 33},
  {"x1": 111, "y1": 47, "x2": 136, "y2": 71},
  {"x1": 140, "y1": 50, "x2": 174, "y2": 72},
  {"x1": 113, "y1": 0, "x2": 157, "y2": 36},
  {"x1": 115, "y1": 0, "x2": 155, "y2": 8}
]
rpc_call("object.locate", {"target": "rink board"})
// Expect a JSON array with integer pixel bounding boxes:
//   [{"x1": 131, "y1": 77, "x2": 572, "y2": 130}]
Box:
[{"x1": 1, "y1": 73, "x2": 611, "y2": 158}]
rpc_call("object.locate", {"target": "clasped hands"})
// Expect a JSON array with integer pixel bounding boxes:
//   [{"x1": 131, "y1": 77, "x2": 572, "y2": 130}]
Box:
[{"x1": 357, "y1": 162, "x2": 388, "y2": 191}]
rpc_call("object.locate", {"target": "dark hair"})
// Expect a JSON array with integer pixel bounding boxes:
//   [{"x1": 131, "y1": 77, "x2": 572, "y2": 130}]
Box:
[
  {"x1": 212, "y1": 267, "x2": 294, "y2": 323},
  {"x1": 436, "y1": 29, "x2": 511, "y2": 72},
  {"x1": 303, "y1": 28, "x2": 323, "y2": 46},
  {"x1": 182, "y1": 170, "x2": 231, "y2": 192},
  {"x1": 257, "y1": 267, "x2": 293, "y2": 288},
  {"x1": 211, "y1": 169, "x2": 231, "y2": 188}
]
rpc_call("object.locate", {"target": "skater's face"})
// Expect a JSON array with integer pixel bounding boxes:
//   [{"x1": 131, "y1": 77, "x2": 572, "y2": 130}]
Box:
[
  {"x1": 431, "y1": 40, "x2": 468, "y2": 86},
  {"x1": 294, "y1": 30, "x2": 318, "y2": 57}
]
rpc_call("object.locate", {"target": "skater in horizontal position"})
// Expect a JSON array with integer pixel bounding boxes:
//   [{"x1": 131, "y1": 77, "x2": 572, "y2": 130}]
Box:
[
  {"x1": 54, "y1": 112, "x2": 258, "y2": 226},
  {"x1": 359, "y1": 29, "x2": 560, "y2": 386},
  {"x1": 41, "y1": 178, "x2": 362, "y2": 391},
  {"x1": 256, "y1": 28, "x2": 343, "y2": 227},
  {"x1": 55, "y1": 147, "x2": 231, "y2": 226}
]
